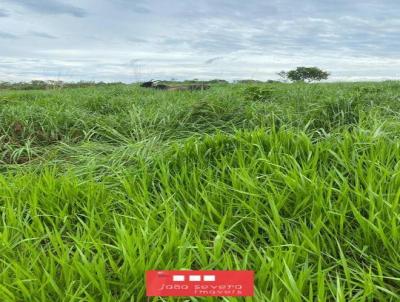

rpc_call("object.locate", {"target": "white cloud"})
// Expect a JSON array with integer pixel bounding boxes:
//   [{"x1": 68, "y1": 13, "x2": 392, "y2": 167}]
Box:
[{"x1": 0, "y1": 0, "x2": 399, "y2": 82}]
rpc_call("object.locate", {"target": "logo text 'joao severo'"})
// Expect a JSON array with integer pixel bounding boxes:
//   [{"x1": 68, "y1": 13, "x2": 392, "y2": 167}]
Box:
[{"x1": 146, "y1": 270, "x2": 254, "y2": 297}]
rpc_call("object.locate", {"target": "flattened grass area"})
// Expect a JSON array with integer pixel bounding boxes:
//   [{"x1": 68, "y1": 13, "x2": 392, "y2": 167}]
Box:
[{"x1": 1, "y1": 82, "x2": 400, "y2": 301}]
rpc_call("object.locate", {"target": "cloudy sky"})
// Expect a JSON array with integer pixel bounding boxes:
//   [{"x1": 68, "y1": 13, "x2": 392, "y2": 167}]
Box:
[{"x1": 0, "y1": 0, "x2": 400, "y2": 82}]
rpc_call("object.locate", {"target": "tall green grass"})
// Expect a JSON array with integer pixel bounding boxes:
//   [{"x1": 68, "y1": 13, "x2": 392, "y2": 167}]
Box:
[{"x1": 0, "y1": 82, "x2": 400, "y2": 301}]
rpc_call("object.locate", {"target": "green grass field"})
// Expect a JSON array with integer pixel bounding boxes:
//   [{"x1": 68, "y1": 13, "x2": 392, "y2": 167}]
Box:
[{"x1": 1, "y1": 82, "x2": 400, "y2": 301}]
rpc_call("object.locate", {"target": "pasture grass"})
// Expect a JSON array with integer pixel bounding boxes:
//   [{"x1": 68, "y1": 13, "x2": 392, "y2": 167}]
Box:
[{"x1": 1, "y1": 82, "x2": 400, "y2": 301}]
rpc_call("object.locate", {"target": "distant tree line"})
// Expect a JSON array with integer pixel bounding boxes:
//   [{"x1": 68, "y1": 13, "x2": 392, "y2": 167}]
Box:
[
  {"x1": 153, "y1": 79, "x2": 229, "y2": 85},
  {"x1": 0, "y1": 80, "x2": 124, "y2": 90},
  {"x1": 0, "y1": 69, "x2": 330, "y2": 91},
  {"x1": 234, "y1": 79, "x2": 280, "y2": 84}
]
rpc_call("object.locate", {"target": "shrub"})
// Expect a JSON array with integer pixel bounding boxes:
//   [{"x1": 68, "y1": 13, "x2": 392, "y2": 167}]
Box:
[
  {"x1": 305, "y1": 98, "x2": 360, "y2": 131},
  {"x1": 177, "y1": 100, "x2": 249, "y2": 133},
  {"x1": 243, "y1": 86, "x2": 274, "y2": 102}
]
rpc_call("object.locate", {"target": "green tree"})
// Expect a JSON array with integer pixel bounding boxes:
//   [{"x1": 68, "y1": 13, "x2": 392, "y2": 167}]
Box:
[
  {"x1": 286, "y1": 67, "x2": 330, "y2": 83},
  {"x1": 277, "y1": 71, "x2": 288, "y2": 82}
]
